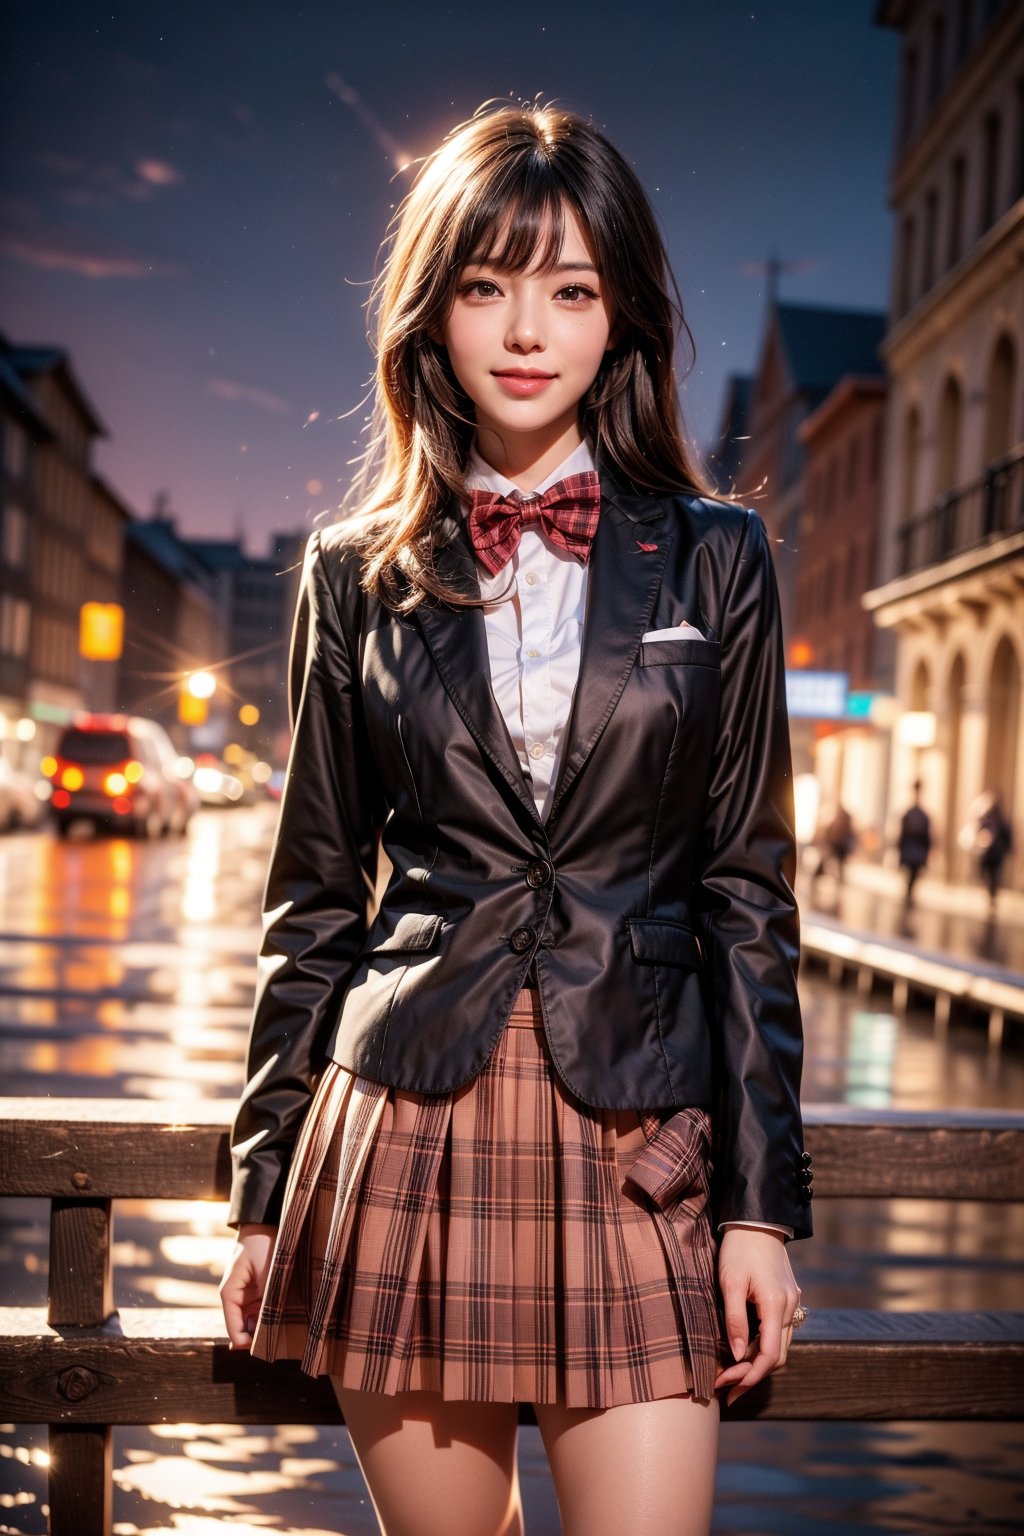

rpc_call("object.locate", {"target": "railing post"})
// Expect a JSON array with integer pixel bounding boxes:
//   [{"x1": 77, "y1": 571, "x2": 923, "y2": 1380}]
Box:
[
  {"x1": 48, "y1": 1425, "x2": 113, "y2": 1536},
  {"x1": 47, "y1": 1197, "x2": 115, "y2": 1536}
]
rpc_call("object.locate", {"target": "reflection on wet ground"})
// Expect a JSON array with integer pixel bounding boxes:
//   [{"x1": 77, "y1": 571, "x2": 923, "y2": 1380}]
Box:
[{"x1": 1, "y1": 809, "x2": 1023, "y2": 1532}]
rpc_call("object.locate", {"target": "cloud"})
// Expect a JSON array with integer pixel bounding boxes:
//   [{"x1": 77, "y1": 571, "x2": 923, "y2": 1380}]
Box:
[
  {"x1": 0, "y1": 232, "x2": 183, "y2": 279},
  {"x1": 206, "y1": 378, "x2": 294, "y2": 416},
  {"x1": 36, "y1": 151, "x2": 184, "y2": 206},
  {"x1": 136, "y1": 159, "x2": 182, "y2": 187}
]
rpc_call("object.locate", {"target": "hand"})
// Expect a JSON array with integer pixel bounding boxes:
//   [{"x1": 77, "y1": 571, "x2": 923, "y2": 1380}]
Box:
[
  {"x1": 219, "y1": 1223, "x2": 278, "y2": 1350},
  {"x1": 712, "y1": 1227, "x2": 802, "y2": 1406}
]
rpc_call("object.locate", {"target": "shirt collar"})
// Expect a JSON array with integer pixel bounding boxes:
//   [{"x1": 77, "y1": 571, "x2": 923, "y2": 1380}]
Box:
[{"x1": 464, "y1": 436, "x2": 597, "y2": 498}]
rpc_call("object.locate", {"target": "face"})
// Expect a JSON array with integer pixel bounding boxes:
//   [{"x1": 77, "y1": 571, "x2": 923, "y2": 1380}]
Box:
[{"x1": 434, "y1": 205, "x2": 619, "y2": 463}]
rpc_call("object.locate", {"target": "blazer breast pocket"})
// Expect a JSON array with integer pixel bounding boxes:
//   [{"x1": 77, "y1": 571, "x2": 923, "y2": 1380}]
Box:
[{"x1": 639, "y1": 637, "x2": 722, "y2": 669}]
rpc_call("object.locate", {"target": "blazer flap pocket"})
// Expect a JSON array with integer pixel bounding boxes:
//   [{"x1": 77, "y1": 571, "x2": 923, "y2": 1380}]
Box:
[
  {"x1": 627, "y1": 917, "x2": 702, "y2": 968},
  {"x1": 365, "y1": 911, "x2": 443, "y2": 955},
  {"x1": 640, "y1": 637, "x2": 721, "y2": 668}
]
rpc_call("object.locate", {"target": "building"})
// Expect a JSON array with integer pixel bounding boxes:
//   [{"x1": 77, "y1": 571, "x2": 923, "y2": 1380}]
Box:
[
  {"x1": 183, "y1": 531, "x2": 305, "y2": 761},
  {"x1": 0, "y1": 353, "x2": 49, "y2": 767},
  {"x1": 120, "y1": 511, "x2": 225, "y2": 753},
  {"x1": 793, "y1": 372, "x2": 890, "y2": 840},
  {"x1": 734, "y1": 300, "x2": 888, "y2": 637},
  {"x1": 0, "y1": 334, "x2": 110, "y2": 763},
  {"x1": 864, "y1": 0, "x2": 1024, "y2": 887}
]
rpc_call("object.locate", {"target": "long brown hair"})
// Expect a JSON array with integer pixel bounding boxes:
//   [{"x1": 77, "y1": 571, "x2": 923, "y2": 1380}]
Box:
[{"x1": 340, "y1": 99, "x2": 723, "y2": 612}]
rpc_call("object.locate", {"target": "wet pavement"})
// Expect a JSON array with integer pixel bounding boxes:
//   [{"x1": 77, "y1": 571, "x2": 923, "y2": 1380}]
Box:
[{"x1": 1, "y1": 807, "x2": 1023, "y2": 1533}]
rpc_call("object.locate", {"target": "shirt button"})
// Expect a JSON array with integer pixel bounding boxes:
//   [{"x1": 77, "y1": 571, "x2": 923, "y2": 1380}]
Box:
[
  {"x1": 529, "y1": 742, "x2": 545, "y2": 759},
  {"x1": 524, "y1": 572, "x2": 539, "y2": 586},
  {"x1": 526, "y1": 647, "x2": 540, "y2": 659},
  {"x1": 509, "y1": 926, "x2": 534, "y2": 953}
]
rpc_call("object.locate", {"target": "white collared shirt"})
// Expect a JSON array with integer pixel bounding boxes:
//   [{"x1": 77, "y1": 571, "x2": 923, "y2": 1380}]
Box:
[{"x1": 458, "y1": 437, "x2": 793, "y2": 1242}]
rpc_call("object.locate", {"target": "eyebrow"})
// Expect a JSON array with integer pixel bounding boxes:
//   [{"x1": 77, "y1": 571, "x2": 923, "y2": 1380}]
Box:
[{"x1": 463, "y1": 257, "x2": 601, "y2": 275}]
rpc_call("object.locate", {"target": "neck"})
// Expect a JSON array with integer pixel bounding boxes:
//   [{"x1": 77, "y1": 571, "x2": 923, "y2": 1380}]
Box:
[{"x1": 473, "y1": 419, "x2": 585, "y2": 491}]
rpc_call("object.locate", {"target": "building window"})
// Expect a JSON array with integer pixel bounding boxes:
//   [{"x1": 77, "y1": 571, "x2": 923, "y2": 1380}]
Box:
[
  {"x1": 3, "y1": 421, "x2": 27, "y2": 481},
  {"x1": 954, "y1": 0, "x2": 973, "y2": 65},
  {"x1": 0, "y1": 594, "x2": 30, "y2": 658},
  {"x1": 948, "y1": 154, "x2": 966, "y2": 268},
  {"x1": 898, "y1": 215, "x2": 917, "y2": 316},
  {"x1": 899, "y1": 47, "x2": 919, "y2": 145},
  {"x1": 869, "y1": 415, "x2": 883, "y2": 483},
  {"x1": 2, "y1": 505, "x2": 28, "y2": 568},
  {"x1": 980, "y1": 111, "x2": 1002, "y2": 233},
  {"x1": 927, "y1": 11, "x2": 947, "y2": 109},
  {"x1": 922, "y1": 187, "x2": 939, "y2": 292}
]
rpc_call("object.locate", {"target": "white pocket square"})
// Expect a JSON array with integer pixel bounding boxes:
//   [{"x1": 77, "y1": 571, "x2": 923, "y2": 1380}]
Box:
[{"x1": 641, "y1": 621, "x2": 707, "y2": 643}]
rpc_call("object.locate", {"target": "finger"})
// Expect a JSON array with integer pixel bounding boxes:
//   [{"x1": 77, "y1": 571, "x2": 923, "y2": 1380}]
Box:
[
  {"x1": 714, "y1": 1362, "x2": 753, "y2": 1391},
  {"x1": 722, "y1": 1294, "x2": 751, "y2": 1362},
  {"x1": 221, "y1": 1289, "x2": 252, "y2": 1350},
  {"x1": 727, "y1": 1306, "x2": 785, "y2": 1402}
]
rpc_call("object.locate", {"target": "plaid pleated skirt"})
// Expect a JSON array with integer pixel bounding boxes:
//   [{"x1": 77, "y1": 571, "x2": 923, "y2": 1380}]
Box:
[{"x1": 249, "y1": 985, "x2": 728, "y2": 1409}]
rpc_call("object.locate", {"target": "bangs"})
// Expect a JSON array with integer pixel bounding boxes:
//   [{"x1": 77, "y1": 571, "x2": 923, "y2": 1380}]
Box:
[{"x1": 452, "y1": 163, "x2": 593, "y2": 274}]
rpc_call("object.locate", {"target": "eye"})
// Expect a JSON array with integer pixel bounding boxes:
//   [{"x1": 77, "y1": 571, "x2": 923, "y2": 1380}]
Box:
[
  {"x1": 460, "y1": 278, "x2": 501, "y2": 298},
  {"x1": 557, "y1": 284, "x2": 599, "y2": 305}
]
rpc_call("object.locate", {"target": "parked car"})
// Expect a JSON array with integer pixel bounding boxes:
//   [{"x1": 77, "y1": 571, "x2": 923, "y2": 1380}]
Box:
[
  {"x1": 43, "y1": 714, "x2": 200, "y2": 839},
  {"x1": 0, "y1": 758, "x2": 45, "y2": 831},
  {"x1": 191, "y1": 757, "x2": 246, "y2": 808}
]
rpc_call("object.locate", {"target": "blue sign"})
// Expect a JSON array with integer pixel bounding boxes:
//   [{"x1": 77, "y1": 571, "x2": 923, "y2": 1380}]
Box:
[{"x1": 786, "y1": 671, "x2": 848, "y2": 720}]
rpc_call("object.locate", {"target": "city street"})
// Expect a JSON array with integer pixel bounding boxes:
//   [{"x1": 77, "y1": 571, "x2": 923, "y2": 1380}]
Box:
[{"x1": 1, "y1": 805, "x2": 1022, "y2": 1533}]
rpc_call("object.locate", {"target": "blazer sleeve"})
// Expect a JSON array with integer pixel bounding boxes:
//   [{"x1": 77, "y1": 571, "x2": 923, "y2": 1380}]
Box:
[
  {"x1": 694, "y1": 508, "x2": 813, "y2": 1241},
  {"x1": 227, "y1": 528, "x2": 385, "y2": 1228}
]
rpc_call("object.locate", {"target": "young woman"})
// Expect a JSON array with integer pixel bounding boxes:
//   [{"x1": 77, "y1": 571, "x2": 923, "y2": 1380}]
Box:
[{"x1": 220, "y1": 99, "x2": 813, "y2": 1536}]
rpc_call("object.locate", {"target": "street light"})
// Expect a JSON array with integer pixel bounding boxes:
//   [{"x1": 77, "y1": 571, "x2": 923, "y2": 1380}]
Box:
[{"x1": 179, "y1": 670, "x2": 217, "y2": 726}]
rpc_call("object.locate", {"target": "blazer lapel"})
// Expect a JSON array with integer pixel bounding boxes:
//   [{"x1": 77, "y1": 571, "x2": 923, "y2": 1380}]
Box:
[
  {"x1": 546, "y1": 475, "x2": 672, "y2": 824},
  {"x1": 415, "y1": 505, "x2": 544, "y2": 828}
]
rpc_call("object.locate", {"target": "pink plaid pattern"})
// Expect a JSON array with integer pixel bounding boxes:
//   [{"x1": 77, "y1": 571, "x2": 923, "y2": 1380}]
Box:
[
  {"x1": 249, "y1": 988, "x2": 727, "y2": 1408},
  {"x1": 467, "y1": 470, "x2": 602, "y2": 575}
]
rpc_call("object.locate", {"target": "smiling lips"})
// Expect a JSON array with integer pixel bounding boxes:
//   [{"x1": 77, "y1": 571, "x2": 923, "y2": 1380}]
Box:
[{"x1": 492, "y1": 369, "x2": 556, "y2": 397}]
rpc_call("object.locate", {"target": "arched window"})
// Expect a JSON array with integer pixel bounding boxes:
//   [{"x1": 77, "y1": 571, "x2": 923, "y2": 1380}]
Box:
[{"x1": 935, "y1": 376, "x2": 962, "y2": 497}]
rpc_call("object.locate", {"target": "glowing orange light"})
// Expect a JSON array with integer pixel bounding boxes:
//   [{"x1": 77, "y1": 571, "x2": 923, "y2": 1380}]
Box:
[
  {"x1": 52, "y1": 789, "x2": 71, "y2": 808},
  {"x1": 124, "y1": 759, "x2": 145, "y2": 783},
  {"x1": 80, "y1": 602, "x2": 124, "y2": 661},
  {"x1": 178, "y1": 693, "x2": 208, "y2": 726},
  {"x1": 40, "y1": 755, "x2": 58, "y2": 777},
  {"x1": 103, "y1": 772, "x2": 128, "y2": 796},
  {"x1": 790, "y1": 640, "x2": 814, "y2": 668},
  {"x1": 61, "y1": 766, "x2": 84, "y2": 791}
]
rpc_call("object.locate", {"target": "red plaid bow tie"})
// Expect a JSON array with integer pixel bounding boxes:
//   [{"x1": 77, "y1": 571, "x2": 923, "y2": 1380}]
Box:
[{"x1": 467, "y1": 470, "x2": 602, "y2": 576}]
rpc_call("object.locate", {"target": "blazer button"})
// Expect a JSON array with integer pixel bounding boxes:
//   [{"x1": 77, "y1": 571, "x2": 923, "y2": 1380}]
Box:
[
  {"x1": 525, "y1": 859, "x2": 552, "y2": 888},
  {"x1": 509, "y1": 926, "x2": 535, "y2": 953},
  {"x1": 800, "y1": 1151, "x2": 813, "y2": 1167}
]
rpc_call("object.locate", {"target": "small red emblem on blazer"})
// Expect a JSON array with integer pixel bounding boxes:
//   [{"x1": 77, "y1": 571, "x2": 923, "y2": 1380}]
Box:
[{"x1": 636, "y1": 540, "x2": 658, "y2": 551}]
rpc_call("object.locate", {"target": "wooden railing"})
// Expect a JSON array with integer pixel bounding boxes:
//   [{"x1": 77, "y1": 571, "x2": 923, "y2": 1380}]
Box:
[{"x1": 1, "y1": 1098, "x2": 1023, "y2": 1536}]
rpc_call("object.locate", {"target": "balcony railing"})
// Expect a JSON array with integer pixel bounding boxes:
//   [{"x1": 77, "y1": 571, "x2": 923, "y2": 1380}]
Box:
[{"x1": 896, "y1": 444, "x2": 1024, "y2": 578}]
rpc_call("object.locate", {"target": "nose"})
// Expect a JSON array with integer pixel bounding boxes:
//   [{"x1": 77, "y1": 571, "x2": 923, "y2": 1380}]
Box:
[{"x1": 504, "y1": 290, "x2": 546, "y2": 355}]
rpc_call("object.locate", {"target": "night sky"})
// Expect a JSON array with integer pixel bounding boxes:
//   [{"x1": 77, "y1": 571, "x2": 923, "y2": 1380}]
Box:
[{"x1": 1, "y1": 2, "x2": 899, "y2": 553}]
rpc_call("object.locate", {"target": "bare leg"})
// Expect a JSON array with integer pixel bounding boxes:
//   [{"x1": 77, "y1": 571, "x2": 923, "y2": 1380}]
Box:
[
  {"x1": 332, "y1": 1383, "x2": 524, "y2": 1536},
  {"x1": 533, "y1": 1390, "x2": 720, "y2": 1536}
]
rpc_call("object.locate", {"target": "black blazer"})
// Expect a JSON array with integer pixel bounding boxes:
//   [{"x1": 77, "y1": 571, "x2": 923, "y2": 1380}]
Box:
[{"x1": 228, "y1": 454, "x2": 813, "y2": 1239}]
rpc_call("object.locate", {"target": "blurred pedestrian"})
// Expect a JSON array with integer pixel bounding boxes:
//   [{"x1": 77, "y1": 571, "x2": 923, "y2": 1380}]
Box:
[
  {"x1": 964, "y1": 789, "x2": 1014, "y2": 907},
  {"x1": 897, "y1": 780, "x2": 932, "y2": 904},
  {"x1": 811, "y1": 802, "x2": 856, "y2": 885}
]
